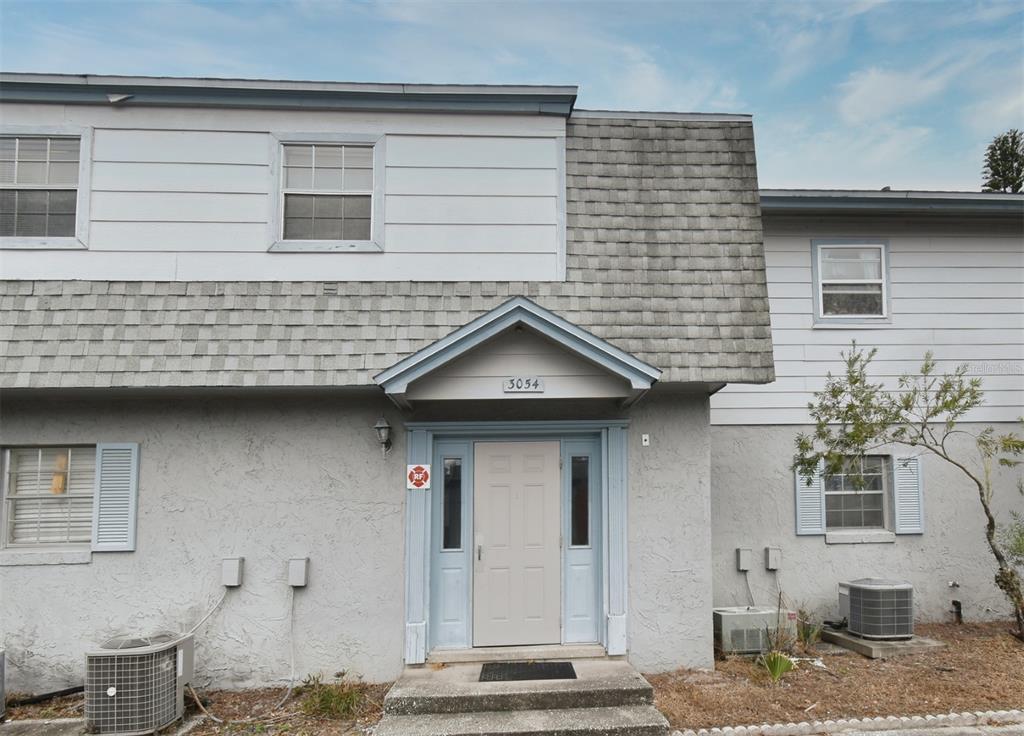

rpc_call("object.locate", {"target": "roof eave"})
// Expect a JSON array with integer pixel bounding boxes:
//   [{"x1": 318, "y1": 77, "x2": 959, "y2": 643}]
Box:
[
  {"x1": 0, "y1": 74, "x2": 578, "y2": 116},
  {"x1": 760, "y1": 190, "x2": 1024, "y2": 217}
]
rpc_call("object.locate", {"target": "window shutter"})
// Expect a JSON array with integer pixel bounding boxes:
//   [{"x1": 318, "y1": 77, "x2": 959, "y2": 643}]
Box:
[
  {"x1": 893, "y1": 456, "x2": 924, "y2": 534},
  {"x1": 794, "y1": 460, "x2": 825, "y2": 535},
  {"x1": 91, "y1": 443, "x2": 140, "y2": 551}
]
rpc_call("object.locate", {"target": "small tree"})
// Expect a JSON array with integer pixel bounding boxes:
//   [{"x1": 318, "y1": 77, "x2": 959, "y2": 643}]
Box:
[
  {"x1": 793, "y1": 344, "x2": 1024, "y2": 639},
  {"x1": 982, "y1": 129, "x2": 1024, "y2": 193}
]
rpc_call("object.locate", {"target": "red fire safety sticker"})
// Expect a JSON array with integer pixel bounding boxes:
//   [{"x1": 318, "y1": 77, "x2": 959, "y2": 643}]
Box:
[{"x1": 407, "y1": 464, "x2": 431, "y2": 490}]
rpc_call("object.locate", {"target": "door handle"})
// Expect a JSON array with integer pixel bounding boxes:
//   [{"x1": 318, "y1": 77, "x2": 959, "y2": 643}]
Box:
[{"x1": 477, "y1": 544, "x2": 483, "y2": 561}]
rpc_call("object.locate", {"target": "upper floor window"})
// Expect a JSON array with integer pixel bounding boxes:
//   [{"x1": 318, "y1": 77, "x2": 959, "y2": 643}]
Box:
[
  {"x1": 0, "y1": 136, "x2": 80, "y2": 239},
  {"x1": 813, "y1": 241, "x2": 888, "y2": 321},
  {"x1": 281, "y1": 143, "x2": 373, "y2": 242}
]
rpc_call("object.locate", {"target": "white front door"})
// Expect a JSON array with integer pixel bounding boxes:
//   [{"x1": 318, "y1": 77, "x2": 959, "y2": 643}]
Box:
[{"x1": 473, "y1": 441, "x2": 561, "y2": 646}]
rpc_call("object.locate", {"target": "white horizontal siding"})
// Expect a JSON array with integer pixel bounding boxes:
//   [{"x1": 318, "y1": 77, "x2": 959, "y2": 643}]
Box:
[
  {"x1": 91, "y1": 192, "x2": 269, "y2": 223},
  {"x1": 387, "y1": 167, "x2": 557, "y2": 196},
  {"x1": 385, "y1": 224, "x2": 557, "y2": 253},
  {"x1": 93, "y1": 129, "x2": 269, "y2": 164},
  {"x1": 0, "y1": 249, "x2": 559, "y2": 281},
  {"x1": 384, "y1": 195, "x2": 556, "y2": 225},
  {"x1": 386, "y1": 135, "x2": 557, "y2": 168},
  {"x1": 713, "y1": 230, "x2": 1024, "y2": 425},
  {"x1": 1, "y1": 106, "x2": 564, "y2": 280}
]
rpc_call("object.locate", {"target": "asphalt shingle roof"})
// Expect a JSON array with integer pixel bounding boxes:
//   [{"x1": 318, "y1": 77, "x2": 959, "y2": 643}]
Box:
[{"x1": 0, "y1": 116, "x2": 774, "y2": 390}]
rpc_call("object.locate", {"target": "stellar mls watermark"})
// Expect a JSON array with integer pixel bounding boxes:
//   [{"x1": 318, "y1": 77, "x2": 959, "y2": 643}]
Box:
[{"x1": 964, "y1": 361, "x2": 1024, "y2": 375}]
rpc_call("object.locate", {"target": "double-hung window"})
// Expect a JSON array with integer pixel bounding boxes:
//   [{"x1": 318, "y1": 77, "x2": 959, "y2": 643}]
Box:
[
  {"x1": 823, "y1": 455, "x2": 888, "y2": 530},
  {"x1": 274, "y1": 138, "x2": 381, "y2": 251},
  {"x1": 0, "y1": 135, "x2": 84, "y2": 245},
  {"x1": 795, "y1": 454, "x2": 924, "y2": 538},
  {"x1": 2, "y1": 446, "x2": 96, "y2": 547},
  {"x1": 814, "y1": 242, "x2": 888, "y2": 320}
]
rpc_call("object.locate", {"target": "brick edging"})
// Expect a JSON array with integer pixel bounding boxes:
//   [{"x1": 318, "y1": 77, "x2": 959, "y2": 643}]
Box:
[{"x1": 673, "y1": 709, "x2": 1024, "y2": 736}]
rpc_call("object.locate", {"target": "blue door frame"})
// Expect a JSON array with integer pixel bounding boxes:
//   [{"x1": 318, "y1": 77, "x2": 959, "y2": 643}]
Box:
[{"x1": 403, "y1": 421, "x2": 630, "y2": 663}]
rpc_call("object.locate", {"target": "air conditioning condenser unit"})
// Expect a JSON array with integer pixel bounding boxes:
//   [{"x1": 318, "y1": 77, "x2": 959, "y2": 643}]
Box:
[
  {"x1": 713, "y1": 606, "x2": 797, "y2": 654},
  {"x1": 839, "y1": 578, "x2": 914, "y2": 640},
  {"x1": 85, "y1": 633, "x2": 194, "y2": 736}
]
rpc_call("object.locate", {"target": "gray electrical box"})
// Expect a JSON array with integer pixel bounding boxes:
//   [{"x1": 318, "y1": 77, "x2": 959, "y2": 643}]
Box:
[
  {"x1": 222, "y1": 557, "x2": 244, "y2": 587},
  {"x1": 288, "y1": 557, "x2": 309, "y2": 587},
  {"x1": 765, "y1": 546, "x2": 782, "y2": 571},
  {"x1": 735, "y1": 548, "x2": 752, "y2": 572}
]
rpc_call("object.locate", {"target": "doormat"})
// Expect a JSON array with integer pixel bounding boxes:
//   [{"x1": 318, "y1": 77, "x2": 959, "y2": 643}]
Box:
[{"x1": 479, "y1": 661, "x2": 577, "y2": 682}]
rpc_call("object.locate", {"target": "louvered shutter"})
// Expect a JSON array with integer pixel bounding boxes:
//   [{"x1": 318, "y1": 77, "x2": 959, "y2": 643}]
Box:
[
  {"x1": 794, "y1": 460, "x2": 825, "y2": 535},
  {"x1": 91, "y1": 443, "x2": 140, "y2": 552},
  {"x1": 893, "y1": 456, "x2": 924, "y2": 534}
]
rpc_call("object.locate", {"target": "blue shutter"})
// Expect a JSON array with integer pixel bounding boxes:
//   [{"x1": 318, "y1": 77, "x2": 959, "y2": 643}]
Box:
[
  {"x1": 795, "y1": 461, "x2": 825, "y2": 535},
  {"x1": 91, "y1": 443, "x2": 140, "y2": 552},
  {"x1": 893, "y1": 456, "x2": 924, "y2": 534}
]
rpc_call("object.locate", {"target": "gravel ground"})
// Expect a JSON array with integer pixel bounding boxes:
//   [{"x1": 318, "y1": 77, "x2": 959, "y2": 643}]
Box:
[{"x1": 648, "y1": 622, "x2": 1024, "y2": 731}]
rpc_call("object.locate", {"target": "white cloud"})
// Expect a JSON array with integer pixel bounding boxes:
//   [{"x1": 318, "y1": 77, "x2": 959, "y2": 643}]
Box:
[{"x1": 836, "y1": 42, "x2": 1008, "y2": 125}]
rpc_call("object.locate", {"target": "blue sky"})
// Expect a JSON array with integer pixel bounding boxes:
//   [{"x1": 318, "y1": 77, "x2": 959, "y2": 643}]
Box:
[{"x1": 2, "y1": 0, "x2": 1022, "y2": 190}]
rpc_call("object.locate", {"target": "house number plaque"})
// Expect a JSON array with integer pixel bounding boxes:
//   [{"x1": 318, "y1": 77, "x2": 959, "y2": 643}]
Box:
[{"x1": 503, "y1": 376, "x2": 544, "y2": 393}]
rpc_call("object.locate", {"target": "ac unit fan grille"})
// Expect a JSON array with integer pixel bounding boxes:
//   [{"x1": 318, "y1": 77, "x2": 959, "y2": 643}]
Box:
[
  {"x1": 86, "y1": 648, "x2": 178, "y2": 735},
  {"x1": 849, "y1": 586, "x2": 913, "y2": 638}
]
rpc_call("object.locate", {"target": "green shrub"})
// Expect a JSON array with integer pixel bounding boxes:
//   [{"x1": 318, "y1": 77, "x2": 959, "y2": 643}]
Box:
[
  {"x1": 298, "y1": 673, "x2": 364, "y2": 719},
  {"x1": 756, "y1": 650, "x2": 795, "y2": 685}
]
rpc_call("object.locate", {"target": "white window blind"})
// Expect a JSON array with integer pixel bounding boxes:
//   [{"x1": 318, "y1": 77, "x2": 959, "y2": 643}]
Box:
[
  {"x1": 0, "y1": 136, "x2": 80, "y2": 238},
  {"x1": 817, "y1": 244, "x2": 886, "y2": 317},
  {"x1": 3, "y1": 446, "x2": 95, "y2": 546}
]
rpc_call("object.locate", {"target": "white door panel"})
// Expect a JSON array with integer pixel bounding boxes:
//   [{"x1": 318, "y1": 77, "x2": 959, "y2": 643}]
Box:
[{"x1": 473, "y1": 441, "x2": 561, "y2": 646}]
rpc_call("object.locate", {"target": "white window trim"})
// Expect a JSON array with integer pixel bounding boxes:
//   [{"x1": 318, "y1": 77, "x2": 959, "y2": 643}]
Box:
[
  {"x1": 268, "y1": 132, "x2": 385, "y2": 252},
  {"x1": 0, "y1": 125, "x2": 92, "y2": 250},
  {"x1": 811, "y1": 239, "x2": 890, "y2": 325},
  {"x1": 1, "y1": 446, "x2": 95, "y2": 550},
  {"x1": 823, "y1": 454, "x2": 891, "y2": 533}
]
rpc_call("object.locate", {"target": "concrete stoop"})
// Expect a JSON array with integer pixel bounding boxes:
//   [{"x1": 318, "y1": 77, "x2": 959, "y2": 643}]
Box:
[{"x1": 374, "y1": 659, "x2": 669, "y2": 736}]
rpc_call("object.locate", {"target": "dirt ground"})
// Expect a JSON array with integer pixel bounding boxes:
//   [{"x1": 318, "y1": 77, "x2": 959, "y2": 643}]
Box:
[
  {"x1": 648, "y1": 622, "x2": 1024, "y2": 730},
  {"x1": 6, "y1": 622, "x2": 1021, "y2": 733},
  {"x1": 5, "y1": 681, "x2": 389, "y2": 736}
]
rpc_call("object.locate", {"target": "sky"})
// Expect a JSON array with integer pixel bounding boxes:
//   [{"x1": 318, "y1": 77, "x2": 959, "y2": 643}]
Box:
[{"x1": 1, "y1": 0, "x2": 1022, "y2": 191}]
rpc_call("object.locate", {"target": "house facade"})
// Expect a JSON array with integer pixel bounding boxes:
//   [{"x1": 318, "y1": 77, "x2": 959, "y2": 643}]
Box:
[
  {"x1": 710, "y1": 190, "x2": 1024, "y2": 623},
  {"x1": 0, "y1": 74, "x2": 774, "y2": 691}
]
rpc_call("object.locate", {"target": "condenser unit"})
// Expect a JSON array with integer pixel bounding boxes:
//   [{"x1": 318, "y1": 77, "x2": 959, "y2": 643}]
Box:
[
  {"x1": 85, "y1": 633, "x2": 194, "y2": 736},
  {"x1": 713, "y1": 606, "x2": 798, "y2": 654},
  {"x1": 839, "y1": 579, "x2": 914, "y2": 640}
]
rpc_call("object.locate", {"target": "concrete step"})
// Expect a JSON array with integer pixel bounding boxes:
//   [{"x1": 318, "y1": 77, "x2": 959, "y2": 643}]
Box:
[
  {"x1": 373, "y1": 704, "x2": 669, "y2": 736},
  {"x1": 385, "y1": 660, "x2": 653, "y2": 715}
]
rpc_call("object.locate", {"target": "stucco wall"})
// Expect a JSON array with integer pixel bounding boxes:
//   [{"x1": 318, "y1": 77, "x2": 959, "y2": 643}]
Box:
[
  {"x1": 711, "y1": 424, "x2": 1024, "y2": 623},
  {"x1": 0, "y1": 393, "x2": 408, "y2": 692},
  {"x1": 1, "y1": 389, "x2": 716, "y2": 692},
  {"x1": 628, "y1": 392, "x2": 714, "y2": 672}
]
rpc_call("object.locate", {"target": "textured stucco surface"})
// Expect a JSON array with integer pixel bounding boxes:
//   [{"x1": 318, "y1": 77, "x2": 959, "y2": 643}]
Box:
[
  {"x1": 0, "y1": 393, "x2": 408, "y2": 692},
  {"x1": 628, "y1": 392, "x2": 714, "y2": 671},
  {"x1": 1, "y1": 389, "x2": 716, "y2": 691},
  {"x1": 710, "y1": 425, "x2": 1024, "y2": 623}
]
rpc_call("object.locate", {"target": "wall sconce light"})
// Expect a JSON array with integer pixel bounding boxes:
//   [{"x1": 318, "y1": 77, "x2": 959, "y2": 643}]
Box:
[{"x1": 374, "y1": 416, "x2": 392, "y2": 458}]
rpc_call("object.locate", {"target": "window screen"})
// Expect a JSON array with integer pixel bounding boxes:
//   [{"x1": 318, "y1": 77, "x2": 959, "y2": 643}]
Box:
[
  {"x1": 282, "y1": 143, "x2": 372, "y2": 241},
  {"x1": 3, "y1": 447, "x2": 95, "y2": 546},
  {"x1": 0, "y1": 137, "x2": 80, "y2": 237}
]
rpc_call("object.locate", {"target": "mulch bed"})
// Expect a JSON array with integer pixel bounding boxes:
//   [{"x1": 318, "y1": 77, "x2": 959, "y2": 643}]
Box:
[{"x1": 648, "y1": 622, "x2": 1024, "y2": 731}]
